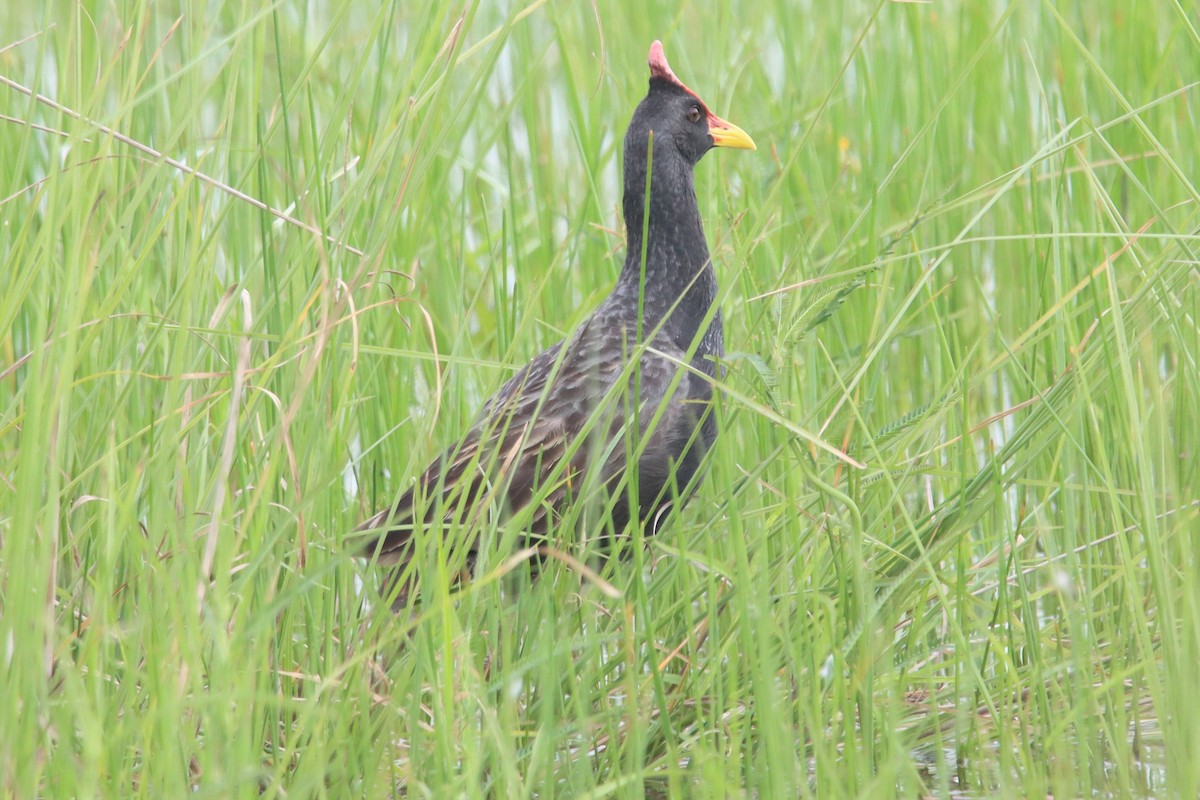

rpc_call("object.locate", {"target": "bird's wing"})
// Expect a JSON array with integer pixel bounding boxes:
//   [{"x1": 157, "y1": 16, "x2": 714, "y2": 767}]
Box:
[
  {"x1": 356, "y1": 329, "x2": 705, "y2": 565},
  {"x1": 356, "y1": 341, "x2": 576, "y2": 561}
]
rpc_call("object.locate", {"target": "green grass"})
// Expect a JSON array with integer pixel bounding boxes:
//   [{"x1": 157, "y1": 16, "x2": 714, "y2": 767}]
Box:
[{"x1": 2, "y1": 0, "x2": 1199, "y2": 797}]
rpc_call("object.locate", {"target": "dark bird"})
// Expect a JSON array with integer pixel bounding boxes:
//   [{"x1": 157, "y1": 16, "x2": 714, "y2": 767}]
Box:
[{"x1": 358, "y1": 41, "x2": 755, "y2": 588}]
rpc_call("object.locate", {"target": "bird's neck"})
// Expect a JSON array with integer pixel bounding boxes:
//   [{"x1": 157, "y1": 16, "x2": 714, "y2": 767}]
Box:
[{"x1": 616, "y1": 154, "x2": 719, "y2": 351}]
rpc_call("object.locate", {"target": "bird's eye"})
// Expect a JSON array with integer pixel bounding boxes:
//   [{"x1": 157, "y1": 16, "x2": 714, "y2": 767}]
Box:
[{"x1": 687, "y1": 105, "x2": 703, "y2": 124}]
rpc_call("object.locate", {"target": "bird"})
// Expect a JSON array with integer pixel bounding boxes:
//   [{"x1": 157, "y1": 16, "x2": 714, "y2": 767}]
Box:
[{"x1": 357, "y1": 41, "x2": 755, "y2": 595}]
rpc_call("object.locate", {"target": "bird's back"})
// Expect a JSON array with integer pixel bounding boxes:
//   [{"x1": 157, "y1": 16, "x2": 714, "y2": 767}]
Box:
[{"x1": 357, "y1": 300, "x2": 719, "y2": 569}]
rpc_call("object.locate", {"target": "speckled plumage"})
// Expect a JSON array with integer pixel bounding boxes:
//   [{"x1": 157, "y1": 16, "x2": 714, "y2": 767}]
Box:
[{"x1": 358, "y1": 42, "x2": 754, "y2": 575}]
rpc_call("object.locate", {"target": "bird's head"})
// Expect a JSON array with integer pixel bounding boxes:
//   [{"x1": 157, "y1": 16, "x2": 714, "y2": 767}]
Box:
[{"x1": 625, "y1": 40, "x2": 756, "y2": 167}]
